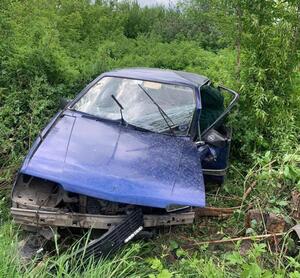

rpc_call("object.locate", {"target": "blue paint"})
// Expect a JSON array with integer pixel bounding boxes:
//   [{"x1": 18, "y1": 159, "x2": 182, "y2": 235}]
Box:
[{"x1": 21, "y1": 112, "x2": 206, "y2": 208}]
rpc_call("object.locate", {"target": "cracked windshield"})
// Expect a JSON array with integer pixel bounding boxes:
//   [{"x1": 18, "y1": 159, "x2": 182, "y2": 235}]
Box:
[{"x1": 73, "y1": 77, "x2": 195, "y2": 135}]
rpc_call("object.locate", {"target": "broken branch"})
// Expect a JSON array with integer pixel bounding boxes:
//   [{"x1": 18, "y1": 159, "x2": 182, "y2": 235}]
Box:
[
  {"x1": 242, "y1": 181, "x2": 257, "y2": 200},
  {"x1": 193, "y1": 233, "x2": 285, "y2": 245},
  {"x1": 194, "y1": 206, "x2": 239, "y2": 218}
]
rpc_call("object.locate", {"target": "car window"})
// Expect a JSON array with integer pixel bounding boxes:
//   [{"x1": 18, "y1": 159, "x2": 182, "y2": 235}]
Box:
[{"x1": 73, "y1": 77, "x2": 195, "y2": 135}]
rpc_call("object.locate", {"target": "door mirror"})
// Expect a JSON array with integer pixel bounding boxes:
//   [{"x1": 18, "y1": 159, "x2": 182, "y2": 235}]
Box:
[{"x1": 202, "y1": 129, "x2": 227, "y2": 148}]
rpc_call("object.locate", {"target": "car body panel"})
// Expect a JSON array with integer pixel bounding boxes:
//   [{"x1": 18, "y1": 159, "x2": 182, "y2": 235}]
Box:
[
  {"x1": 21, "y1": 112, "x2": 206, "y2": 208},
  {"x1": 102, "y1": 68, "x2": 209, "y2": 88}
]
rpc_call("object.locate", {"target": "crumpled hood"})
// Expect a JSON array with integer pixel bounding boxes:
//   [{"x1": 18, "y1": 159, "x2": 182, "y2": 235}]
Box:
[{"x1": 21, "y1": 113, "x2": 205, "y2": 208}]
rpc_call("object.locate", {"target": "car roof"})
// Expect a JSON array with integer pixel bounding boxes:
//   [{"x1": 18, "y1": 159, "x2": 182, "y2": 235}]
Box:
[{"x1": 101, "y1": 68, "x2": 210, "y2": 88}]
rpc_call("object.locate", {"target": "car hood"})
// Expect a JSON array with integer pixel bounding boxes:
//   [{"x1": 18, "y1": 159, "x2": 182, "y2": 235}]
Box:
[{"x1": 21, "y1": 112, "x2": 205, "y2": 208}]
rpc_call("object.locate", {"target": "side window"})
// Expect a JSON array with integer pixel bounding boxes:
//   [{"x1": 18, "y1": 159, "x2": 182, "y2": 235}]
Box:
[{"x1": 199, "y1": 85, "x2": 224, "y2": 133}]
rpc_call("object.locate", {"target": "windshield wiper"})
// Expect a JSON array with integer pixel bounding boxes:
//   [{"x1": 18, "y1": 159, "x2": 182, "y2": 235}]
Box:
[
  {"x1": 111, "y1": 94, "x2": 126, "y2": 126},
  {"x1": 71, "y1": 109, "x2": 149, "y2": 132},
  {"x1": 137, "y1": 84, "x2": 175, "y2": 135},
  {"x1": 70, "y1": 108, "x2": 118, "y2": 124}
]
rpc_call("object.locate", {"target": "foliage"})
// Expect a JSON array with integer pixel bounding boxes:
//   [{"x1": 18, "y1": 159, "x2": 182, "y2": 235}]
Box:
[
  {"x1": 0, "y1": 219, "x2": 299, "y2": 278},
  {"x1": 0, "y1": 0, "x2": 299, "y2": 276},
  {"x1": 236, "y1": 0, "x2": 300, "y2": 158}
]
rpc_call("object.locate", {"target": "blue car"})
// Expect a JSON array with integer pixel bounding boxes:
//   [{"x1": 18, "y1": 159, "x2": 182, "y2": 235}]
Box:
[{"x1": 11, "y1": 68, "x2": 238, "y2": 243}]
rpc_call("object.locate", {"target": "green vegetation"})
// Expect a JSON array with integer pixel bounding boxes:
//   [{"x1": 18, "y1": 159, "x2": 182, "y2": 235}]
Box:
[{"x1": 0, "y1": 0, "x2": 299, "y2": 276}]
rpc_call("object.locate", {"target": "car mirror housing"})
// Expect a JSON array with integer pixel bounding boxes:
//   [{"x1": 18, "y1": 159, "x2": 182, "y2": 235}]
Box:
[{"x1": 202, "y1": 129, "x2": 227, "y2": 148}]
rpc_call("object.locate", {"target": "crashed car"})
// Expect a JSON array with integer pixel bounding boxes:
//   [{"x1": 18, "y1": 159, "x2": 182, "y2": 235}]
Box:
[{"x1": 11, "y1": 68, "x2": 239, "y2": 256}]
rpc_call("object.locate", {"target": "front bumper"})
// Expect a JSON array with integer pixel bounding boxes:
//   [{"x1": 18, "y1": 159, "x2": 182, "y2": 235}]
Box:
[{"x1": 11, "y1": 207, "x2": 195, "y2": 230}]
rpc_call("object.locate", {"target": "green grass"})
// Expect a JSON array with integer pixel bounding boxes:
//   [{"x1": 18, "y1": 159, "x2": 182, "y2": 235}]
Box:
[{"x1": 0, "y1": 219, "x2": 296, "y2": 278}]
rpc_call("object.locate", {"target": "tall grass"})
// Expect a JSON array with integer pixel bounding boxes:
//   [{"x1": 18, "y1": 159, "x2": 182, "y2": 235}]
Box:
[
  {"x1": 1, "y1": 218, "x2": 300, "y2": 277},
  {"x1": 0, "y1": 222, "x2": 147, "y2": 278}
]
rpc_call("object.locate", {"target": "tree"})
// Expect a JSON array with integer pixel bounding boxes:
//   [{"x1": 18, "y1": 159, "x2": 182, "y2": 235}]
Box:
[{"x1": 235, "y1": 0, "x2": 300, "y2": 155}]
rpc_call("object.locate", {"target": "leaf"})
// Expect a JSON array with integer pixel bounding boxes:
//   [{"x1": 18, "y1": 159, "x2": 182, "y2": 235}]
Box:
[
  {"x1": 157, "y1": 269, "x2": 173, "y2": 278},
  {"x1": 261, "y1": 270, "x2": 273, "y2": 278},
  {"x1": 250, "y1": 219, "x2": 258, "y2": 228},
  {"x1": 225, "y1": 251, "x2": 244, "y2": 265},
  {"x1": 277, "y1": 200, "x2": 288, "y2": 207},
  {"x1": 289, "y1": 271, "x2": 300, "y2": 278},
  {"x1": 264, "y1": 151, "x2": 271, "y2": 160},
  {"x1": 175, "y1": 248, "x2": 186, "y2": 258},
  {"x1": 284, "y1": 165, "x2": 291, "y2": 179},
  {"x1": 147, "y1": 258, "x2": 163, "y2": 271},
  {"x1": 241, "y1": 263, "x2": 262, "y2": 278},
  {"x1": 246, "y1": 228, "x2": 255, "y2": 235},
  {"x1": 251, "y1": 243, "x2": 266, "y2": 258},
  {"x1": 169, "y1": 240, "x2": 179, "y2": 251}
]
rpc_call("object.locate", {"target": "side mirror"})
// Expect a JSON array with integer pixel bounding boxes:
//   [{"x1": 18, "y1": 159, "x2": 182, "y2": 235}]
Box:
[
  {"x1": 202, "y1": 129, "x2": 227, "y2": 148},
  {"x1": 60, "y1": 97, "x2": 72, "y2": 109}
]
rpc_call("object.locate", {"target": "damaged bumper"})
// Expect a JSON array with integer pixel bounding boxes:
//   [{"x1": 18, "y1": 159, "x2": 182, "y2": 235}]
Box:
[
  {"x1": 11, "y1": 174, "x2": 195, "y2": 231},
  {"x1": 11, "y1": 207, "x2": 195, "y2": 230}
]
